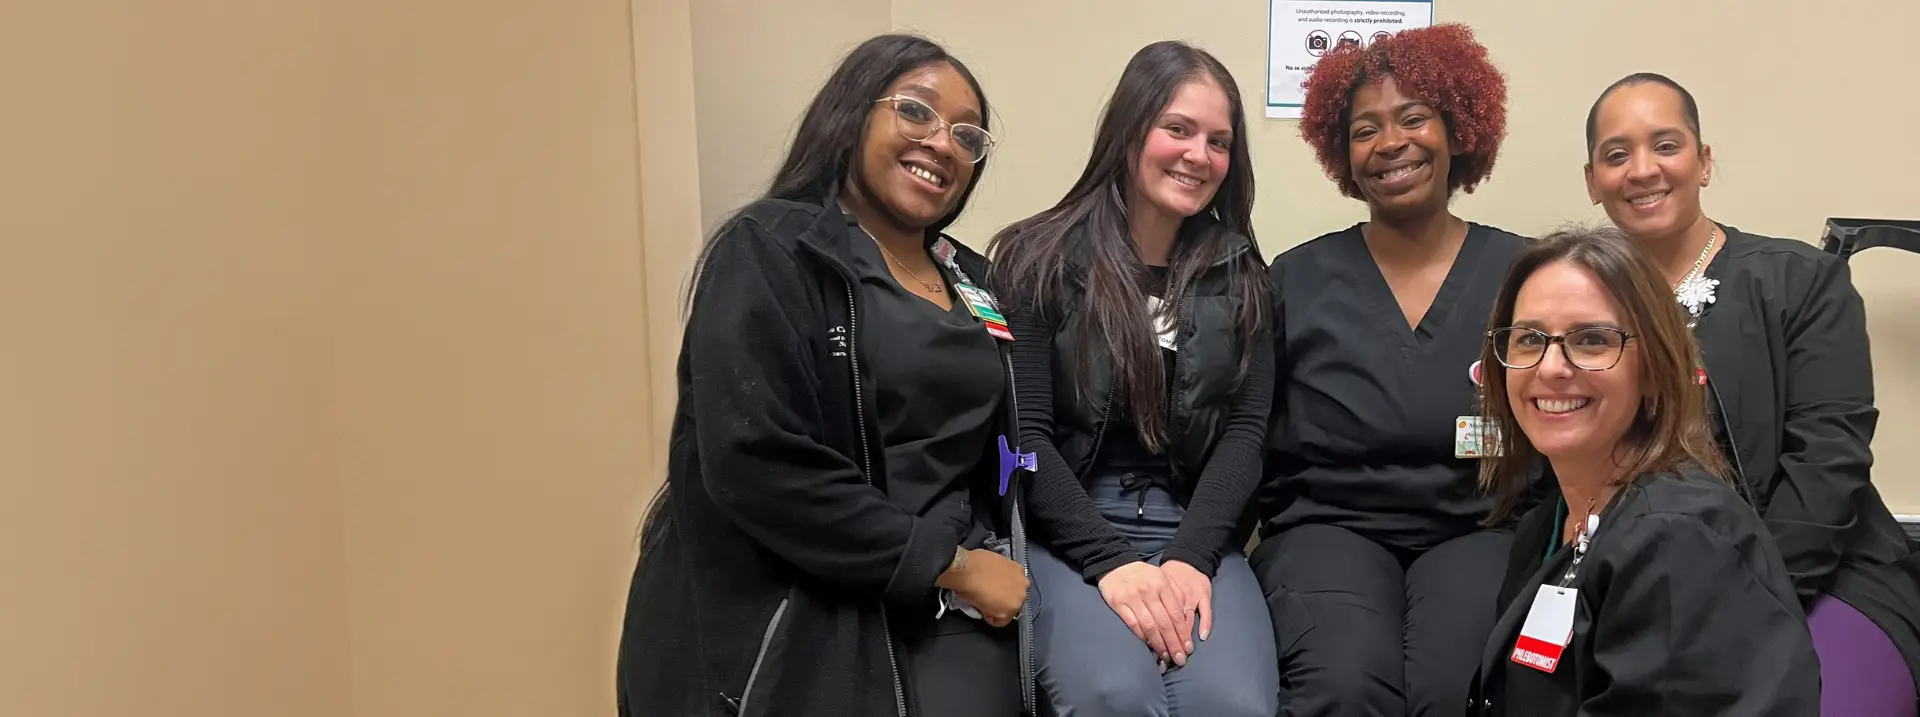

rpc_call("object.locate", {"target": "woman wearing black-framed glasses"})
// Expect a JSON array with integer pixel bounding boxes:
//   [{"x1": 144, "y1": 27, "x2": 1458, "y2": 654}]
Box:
[
  {"x1": 1486, "y1": 326, "x2": 1635, "y2": 373},
  {"x1": 1465, "y1": 226, "x2": 1818, "y2": 716}
]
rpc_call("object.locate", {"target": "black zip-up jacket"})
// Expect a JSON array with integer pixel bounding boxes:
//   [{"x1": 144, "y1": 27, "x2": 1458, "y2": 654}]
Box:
[
  {"x1": 1469, "y1": 471, "x2": 1820, "y2": 716},
  {"x1": 615, "y1": 191, "x2": 1036, "y2": 717},
  {"x1": 1692, "y1": 225, "x2": 1920, "y2": 691},
  {"x1": 999, "y1": 219, "x2": 1274, "y2": 582}
]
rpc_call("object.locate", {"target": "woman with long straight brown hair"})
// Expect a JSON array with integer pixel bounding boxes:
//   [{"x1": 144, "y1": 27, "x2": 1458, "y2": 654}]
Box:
[
  {"x1": 988, "y1": 40, "x2": 1277, "y2": 716},
  {"x1": 1467, "y1": 225, "x2": 1818, "y2": 715}
]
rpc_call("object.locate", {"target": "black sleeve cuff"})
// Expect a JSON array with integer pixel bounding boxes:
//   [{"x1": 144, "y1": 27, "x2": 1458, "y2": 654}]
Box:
[
  {"x1": 884, "y1": 517, "x2": 961, "y2": 606},
  {"x1": 1160, "y1": 543, "x2": 1221, "y2": 579},
  {"x1": 1080, "y1": 550, "x2": 1142, "y2": 584}
]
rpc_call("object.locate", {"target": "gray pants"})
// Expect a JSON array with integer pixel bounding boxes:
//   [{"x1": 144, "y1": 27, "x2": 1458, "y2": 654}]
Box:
[{"x1": 1031, "y1": 471, "x2": 1281, "y2": 717}]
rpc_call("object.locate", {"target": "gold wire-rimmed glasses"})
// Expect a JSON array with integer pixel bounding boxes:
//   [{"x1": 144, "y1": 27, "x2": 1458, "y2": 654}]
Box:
[
  {"x1": 1487, "y1": 326, "x2": 1636, "y2": 371},
  {"x1": 873, "y1": 94, "x2": 996, "y2": 164}
]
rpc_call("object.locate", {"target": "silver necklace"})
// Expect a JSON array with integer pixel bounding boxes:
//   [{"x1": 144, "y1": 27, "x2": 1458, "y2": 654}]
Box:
[{"x1": 1674, "y1": 226, "x2": 1719, "y2": 324}]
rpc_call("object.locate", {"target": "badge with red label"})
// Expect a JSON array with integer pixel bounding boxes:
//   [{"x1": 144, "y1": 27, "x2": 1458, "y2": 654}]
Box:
[
  {"x1": 954, "y1": 283, "x2": 1013, "y2": 341},
  {"x1": 1511, "y1": 585, "x2": 1578, "y2": 673}
]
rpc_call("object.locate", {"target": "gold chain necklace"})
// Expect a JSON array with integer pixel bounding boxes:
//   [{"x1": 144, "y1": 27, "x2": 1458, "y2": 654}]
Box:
[
  {"x1": 1675, "y1": 226, "x2": 1718, "y2": 290},
  {"x1": 861, "y1": 226, "x2": 943, "y2": 293}
]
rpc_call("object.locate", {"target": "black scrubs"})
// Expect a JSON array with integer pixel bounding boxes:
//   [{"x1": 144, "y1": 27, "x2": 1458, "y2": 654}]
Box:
[
  {"x1": 847, "y1": 225, "x2": 1021, "y2": 717},
  {"x1": 1251, "y1": 222, "x2": 1528, "y2": 717},
  {"x1": 1470, "y1": 471, "x2": 1821, "y2": 716}
]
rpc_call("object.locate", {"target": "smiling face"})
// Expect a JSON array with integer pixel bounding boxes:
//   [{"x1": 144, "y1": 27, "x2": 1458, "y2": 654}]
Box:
[
  {"x1": 1347, "y1": 76, "x2": 1455, "y2": 218},
  {"x1": 1506, "y1": 260, "x2": 1644, "y2": 465},
  {"x1": 1128, "y1": 78, "x2": 1234, "y2": 226},
  {"x1": 1585, "y1": 82, "x2": 1712, "y2": 242},
  {"x1": 850, "y1": 62, "x2": 981, "y2": 231}
]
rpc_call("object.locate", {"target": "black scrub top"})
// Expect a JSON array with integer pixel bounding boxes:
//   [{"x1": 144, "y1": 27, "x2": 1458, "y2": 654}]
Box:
[
  {"x1": 1474, "y1": 470, "x2": 1820, "y2": 716},
  {"x1": 847, "y1": 223, "x2": 1004, "y2": 548},
  {"x1": 1261, "y1": 222, "x2": 1528, "y2": 553}
]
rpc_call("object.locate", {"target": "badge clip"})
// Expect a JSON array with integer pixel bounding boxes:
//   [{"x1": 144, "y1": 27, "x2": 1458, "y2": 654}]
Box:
[{"x1": 997, "y1": 435, "x2": 1036, "y2": 496}]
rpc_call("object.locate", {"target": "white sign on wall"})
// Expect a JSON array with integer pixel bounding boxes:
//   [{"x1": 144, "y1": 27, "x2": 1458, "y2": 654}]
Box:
[{"x1": 1266, "y1": 0, "x2": 1434, "y2": 119}]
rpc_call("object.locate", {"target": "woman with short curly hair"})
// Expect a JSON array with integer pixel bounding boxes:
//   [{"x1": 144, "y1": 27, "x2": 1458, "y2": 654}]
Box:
[{"x1": 1250, "y1": 24, "x2": 1528, "y2": 717}]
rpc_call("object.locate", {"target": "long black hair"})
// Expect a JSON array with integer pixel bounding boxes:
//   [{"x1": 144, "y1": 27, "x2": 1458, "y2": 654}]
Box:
[
  {"x1": 644, "y1": 34, "x2": 989, "y2": 552},
  {"x1": 682, "y1": 33, "x2": 991, "y2": 308},
  {"x1": 987, "y1": 41, "x2": 1267, "y2": 454}
]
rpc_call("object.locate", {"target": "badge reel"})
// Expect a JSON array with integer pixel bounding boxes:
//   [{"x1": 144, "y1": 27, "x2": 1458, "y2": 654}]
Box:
[{"x1": 1510, "y1": 513, "x2": 1597, "y2": 673}]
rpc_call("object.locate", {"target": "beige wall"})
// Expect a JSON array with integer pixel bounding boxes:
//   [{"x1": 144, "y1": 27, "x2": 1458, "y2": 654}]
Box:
[
  {"x1": 331, "y1": 0, "x2": 656, "y2": 713},
  {"x1": 0, "y1": 1, "x2": 350, "y2": 716},
  {"x1": 895, "y1": 0, "x2": 1920, "y2": 509},
  {"x1": 2, "y1": 0, "x2": 683, "y2": 715}
]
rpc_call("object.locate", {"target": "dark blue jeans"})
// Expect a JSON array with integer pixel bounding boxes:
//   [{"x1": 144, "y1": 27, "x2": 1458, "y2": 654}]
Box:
[{"x1": 1031, "y1": 470, "x2": 1280, "y2": 716}]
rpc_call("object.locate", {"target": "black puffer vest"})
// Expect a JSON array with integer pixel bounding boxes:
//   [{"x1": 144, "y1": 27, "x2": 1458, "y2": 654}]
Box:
[{"x1": 1045, "y1": 219, "x2": 1261, "y2": 486}]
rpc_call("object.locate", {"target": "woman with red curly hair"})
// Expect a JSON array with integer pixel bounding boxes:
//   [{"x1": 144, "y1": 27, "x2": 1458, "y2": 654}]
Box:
[{"x1": 1250, "y1": 23, "x2": 1526, "y2": 717}]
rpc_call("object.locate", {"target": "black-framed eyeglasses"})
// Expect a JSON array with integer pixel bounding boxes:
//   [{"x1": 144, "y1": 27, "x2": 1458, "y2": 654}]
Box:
[
  {"x1": 1487, "y1": 326, "x2": 1636, "y2": 371},
  {"x1": 874, "y1": 94, "x2": 996, "y2": 164}
]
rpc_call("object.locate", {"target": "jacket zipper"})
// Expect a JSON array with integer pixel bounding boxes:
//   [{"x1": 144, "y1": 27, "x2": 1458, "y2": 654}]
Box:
[
  {"x1": 1001, "y1": 348, "x2": 1038, "y2": 715},
  {"x1": 843, "y1": 281, "x2": 907, "y2": 717},
  {"x1": 735, "y1": 597, "x2": 790, "y2": 716},
  {"x1": 1080, "y1": 377, "x2": 1118, "y2": 482},
  {"x1": 1163, "y1": 277, "x2": 1189, "y2": 485}
]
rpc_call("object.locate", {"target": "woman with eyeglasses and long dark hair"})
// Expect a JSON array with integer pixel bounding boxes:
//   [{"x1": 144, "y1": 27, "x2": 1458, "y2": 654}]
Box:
[
  {"x1": 1467, "y1": 225, "x2": 1819, "y2": 715},
  {"x1": 988, "y1": 41, "x2": 1279, "y2": 716},
  {"x1": 1252, "y1": 24, "x2": 1526, "y2": 717},
  {"x1": 616, "y1": 34, "x2": 1034, "y2": 717},
  {"x1": 1583, "y1": 72, "x2": 1920, "y2": 716}
]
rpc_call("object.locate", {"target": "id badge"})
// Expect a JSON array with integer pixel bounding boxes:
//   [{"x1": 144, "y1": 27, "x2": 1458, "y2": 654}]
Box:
[
  {"x1": 953, "y1": 283, "x2": 1013, "y2": 341},
  {"x1": 1455, "y1": 416, "x2": 1502, "y2": 458},
  {"x1": 1511, "y1": 585, "x2": 1578, "y2": 673}
]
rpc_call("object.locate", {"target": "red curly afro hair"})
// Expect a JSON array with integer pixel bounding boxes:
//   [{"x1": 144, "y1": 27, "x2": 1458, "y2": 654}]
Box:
[{"x1": 1299, "y1": 23, "x2": 1508, "y2": 200}]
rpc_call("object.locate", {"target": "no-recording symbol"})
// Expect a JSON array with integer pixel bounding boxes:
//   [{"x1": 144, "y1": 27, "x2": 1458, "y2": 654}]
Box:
[
  {"x1": 1337, "y1": 30, "x2": 1363, "y2": 50},
  {"x1": 1306, "y1": 29, "x2": 1332, "y2": 56},
  {"x1": 1371, "y1": 31, "x2": 1393, "y2": 44}
]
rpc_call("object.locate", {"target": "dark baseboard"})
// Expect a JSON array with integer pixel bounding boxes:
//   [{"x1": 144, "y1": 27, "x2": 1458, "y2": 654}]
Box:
[{"x1": 1900, "y1": 516, "x2": 1920, "y2": 543}]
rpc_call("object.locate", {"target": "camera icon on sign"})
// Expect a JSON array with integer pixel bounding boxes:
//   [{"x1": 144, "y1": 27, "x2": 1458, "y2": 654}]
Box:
[{"x1": 1306, "y1": 30, "x2": 1332, "y2": 56}]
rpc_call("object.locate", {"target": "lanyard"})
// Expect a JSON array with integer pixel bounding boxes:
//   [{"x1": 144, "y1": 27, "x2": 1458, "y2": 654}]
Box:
[{"x1": 1557, "y1": 497, "x2": 1600, "y2": 588}]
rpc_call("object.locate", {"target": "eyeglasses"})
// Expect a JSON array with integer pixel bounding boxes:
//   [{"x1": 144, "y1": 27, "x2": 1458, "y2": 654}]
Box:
[
  {"x1": 1487, "y1": 326, "x2": 1636, "y2": 371},
  {"x1": 874, "y1": 94, "x2": 996, "y2": 164}
]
